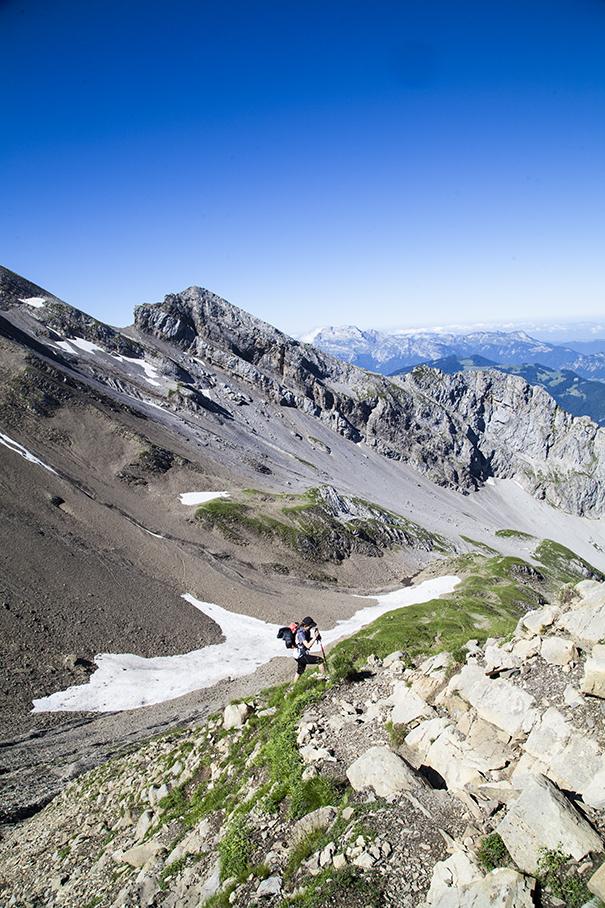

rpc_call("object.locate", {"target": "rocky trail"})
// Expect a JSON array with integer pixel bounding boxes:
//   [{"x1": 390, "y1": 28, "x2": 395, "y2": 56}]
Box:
[{"x1": 4, "y1": 580, "x2": 605, "y2": 907}]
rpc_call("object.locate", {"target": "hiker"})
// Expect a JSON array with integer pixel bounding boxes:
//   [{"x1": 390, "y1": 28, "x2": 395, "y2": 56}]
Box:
[{"x1": 293, "y1": 616, "x2": 326, "y2": 683}]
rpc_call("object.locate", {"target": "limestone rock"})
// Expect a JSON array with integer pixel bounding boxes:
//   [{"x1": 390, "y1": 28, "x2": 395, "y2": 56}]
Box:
[
  {"x1": 223, "y1": 702, "x2": 250, "y2": 730},
  {"x1": 582, "y1": 645, "x2": 605, "y2": 698},
  {"x1": 120, "y1": 840, "x2": 166, "y2": 868},
  {"x1": 256, "y1": 875, "x2": 282, "y2": 899},
  {"x1": 449, "y1": 664, "x2": 538, "y2": 737},
  {"x1": 540, "y1": 637, "x2": 578, "y2": 665},
  {"x1": 523, "y1": 608, "x2": 559, "y2": 636},
  {"x1": 291, "y1": 806, "x2": 337, "y2": 845},
  {"x1": 429, "y1": 867, "x2": 535, "y2": 908},
  {"x1": 346, "y1": 746, "x2": 426, "y2": 797},
  {"x1": 496, "y1": 774, "x2": 603, "y2": 873},
  {"x1": 588, "y1": 861, "x2": 605, "y2": 901},
  {"x1": 387, "y1": 682, "x2": 436, "y2": 725}
]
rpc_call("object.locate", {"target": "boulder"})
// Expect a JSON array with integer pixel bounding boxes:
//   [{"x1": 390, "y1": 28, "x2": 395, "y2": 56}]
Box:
[
  {"x1": 405, "y1": 718, "x2": 452, "y2": 761},
  {"x1": 524, "y1": 707, "x2": 570, "y2": 762},
  {"x1": 387, "y1": 682, "x2": 435, "y2": 725},
  {"x1": 291, "y1": 806, "x2": 337, "y2": 845},
  {"x1": 511, "y1": 637, "x2": 541, "y2": 660},
  {"x1": 496, "y1": 774, "x2": 603, "y2": 873},
  {"x1": 540, "y1": 637, "x2": 578, "y2": 665},
  {"x1": 120, "y1": 840, "x2": 166, "y2": 868},
  {"x1": 223, "y1": 702, "x2": 250, "y2": 729},
  {"x1": 588, "y1": 861, "x2": 605, "y2": 901},
  {"x1": 424, "y1": 727, "x2": 491, "y2": 792},
  {"x1": 449, "y1": 664, "x2": 538, "y2": 737},
  {"x1": 558, "y1": 583, "x2": 605, "y2": 646},
  {"x1": 429, "y1": 867, "x2": 535, "y2": 908},
  {"x1": 256, "y1": 875, "x2": 282, "y2": 899},
  {"x1": 523, "y1": 608, "x2": 558, "y2": 636},
  {"x1": 346, "y1": 746, "x2": 426, "y2": 797},
  {"x1": 484, "y1": 645, "x2": 520, "y2": 673},
  {"x1": 582, "y1": 645, "x2": 605, "y2": 698},
  {"x1": 383, "y1": 651, "x2": 404, "y2": 667},
  {"x1": 426, "y1": 852, "x2": 483, "y2": 903}
]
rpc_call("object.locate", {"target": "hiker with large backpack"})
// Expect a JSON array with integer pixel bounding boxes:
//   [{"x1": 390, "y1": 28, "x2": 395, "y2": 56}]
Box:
[{"x1": 292, "y1": 616, "x2": 326, "y2": 683}]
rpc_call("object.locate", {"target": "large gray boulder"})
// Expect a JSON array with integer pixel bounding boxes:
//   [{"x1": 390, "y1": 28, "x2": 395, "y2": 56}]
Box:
[
  {"x1": 346, "y1": 745, "x2": 426, "y2": 797},
  {"x1": 428, "y1": 867, "x2": 535, "y2": 908},
  {"x1": 497, "y1": 774, "x2": 603, "y2": 873},
  {"x1": 449, "y1": 664, "x2": 538, "y2": 737}
]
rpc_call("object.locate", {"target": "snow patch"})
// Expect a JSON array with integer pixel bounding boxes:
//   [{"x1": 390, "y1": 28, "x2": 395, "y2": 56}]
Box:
[
  {"x1": 0, "y1": 432, "x2": 58, "y2": 474},
  {"x1": 19, "y1": 297, "x2": 46, "y2": 308},
  {"x1": 111, "y1": 354, "x2": 161, "y2": 386},
  {"x1": 56, "y1": 337, "x2": 104, "y2": 355},
  {"x1": 31, "y1": 576, "x2": 459, "y2": 714},
  {"x1": 180, "y1": 491, "x2": 230, "y2": 506}
]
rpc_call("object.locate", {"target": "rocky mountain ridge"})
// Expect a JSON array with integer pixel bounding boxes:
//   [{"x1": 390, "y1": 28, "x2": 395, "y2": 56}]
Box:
[
  {"x1": 4, "y1": 578, "x2": 605, "y2": 907},
  {"x1": 133, "y1": 285, "x2": 605, "y2": 516},
  {"x1": 393, "y1": 356, "x2": 605, "y2": 427}
]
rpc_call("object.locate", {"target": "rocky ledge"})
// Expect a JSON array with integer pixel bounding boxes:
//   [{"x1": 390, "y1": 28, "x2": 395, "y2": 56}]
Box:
[{"x1": 4, "y1": 581, "x2": 605, "y2": 907}]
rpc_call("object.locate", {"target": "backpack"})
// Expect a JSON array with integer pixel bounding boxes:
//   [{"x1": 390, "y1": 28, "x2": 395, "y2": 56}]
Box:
[{"x1": 277, "y1": 622, "x2": 300, "y2": 649}]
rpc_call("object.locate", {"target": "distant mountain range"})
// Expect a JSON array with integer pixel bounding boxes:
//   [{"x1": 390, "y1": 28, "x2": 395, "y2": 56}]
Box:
[
  {"x1": 302, "y1": 326, "x2": 605, "y2": 382},
  {"x1": 303, "y1": 326, "x2": 605, "y2": 425}
]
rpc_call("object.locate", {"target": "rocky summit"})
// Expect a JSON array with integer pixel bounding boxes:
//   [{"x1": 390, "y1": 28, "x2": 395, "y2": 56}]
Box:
[{"x1": 1, "y1": 265, "x2": 605, "y2": 907}]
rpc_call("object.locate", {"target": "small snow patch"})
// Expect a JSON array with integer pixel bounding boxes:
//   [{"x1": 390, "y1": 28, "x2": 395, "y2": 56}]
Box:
[
  {"x1": 0, "y1": 432, "x2": 58, "y2": 474},
  {"x1": 56, "y1": 337, "x2": 104, "y2": 355},
  {"x1": 180, "y1": 491, "x2": 230, "y2": 506},
  {"x1": 19, "y1": 297, "x2": 46, "y2": 308}
]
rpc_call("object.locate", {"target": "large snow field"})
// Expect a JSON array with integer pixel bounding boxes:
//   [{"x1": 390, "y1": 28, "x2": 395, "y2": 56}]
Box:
[{"x1": 31, "y1": 576, "x2": 459, "y2": 714}]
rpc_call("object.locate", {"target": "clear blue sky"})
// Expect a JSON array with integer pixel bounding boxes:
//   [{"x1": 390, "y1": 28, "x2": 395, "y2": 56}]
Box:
[{"x1": 1, "y1": 0, "x2": 604, "y2": 335}]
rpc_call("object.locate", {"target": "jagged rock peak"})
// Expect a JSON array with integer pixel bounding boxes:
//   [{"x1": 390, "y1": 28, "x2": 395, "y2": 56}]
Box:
[{"x1": 135, "y1": 285, "x2": 294, "y2": 366}]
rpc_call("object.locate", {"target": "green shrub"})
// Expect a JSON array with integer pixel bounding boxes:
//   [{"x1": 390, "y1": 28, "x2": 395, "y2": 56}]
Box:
[
  {"x1": 535, "y1": 847, "x2": 592, "y2": 908},
  {"x1": 476, "y1": 833, "x2": 509, "y2": 871},
  {"x1": 219, "y1": 820, "x2": 255, "y2": 882},
  {"x1": 385, "y1": 720, "x2": 407, "y2": 748},
  {"x1": 289, "y1": 776, "x2": 339, "y2": 820}
]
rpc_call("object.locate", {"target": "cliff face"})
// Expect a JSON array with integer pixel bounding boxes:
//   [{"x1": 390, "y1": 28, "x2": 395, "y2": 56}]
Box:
[{"x1": 135, "y1": 287, "x2": 605, "y2": 517}]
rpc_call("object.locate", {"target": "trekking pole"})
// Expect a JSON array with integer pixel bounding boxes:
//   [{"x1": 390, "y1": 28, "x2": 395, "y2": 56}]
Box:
[{"x1": 317, "y1": 632, "x2": 327, "y2": 666}]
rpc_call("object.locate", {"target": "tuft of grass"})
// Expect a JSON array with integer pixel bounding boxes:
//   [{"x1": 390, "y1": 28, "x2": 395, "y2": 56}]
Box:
[
  {"x1": 385, "y1": 720, "x2": 407, "y2": 748},
  {"x1": 289, "y1": 776, "x2": 340, "y2": 820},
  {"x1": 495, "y1": 529, "x2": 535, "y2": 540},
  {"x1": 535, "y1": 847, "x2": 592, "y2": 908},
  {"x1": 476, "y1": 833, "x2": 509, "y2": 871},
  {"x1": 218, "y1": 820, "x2": 255, "y2": 882}
]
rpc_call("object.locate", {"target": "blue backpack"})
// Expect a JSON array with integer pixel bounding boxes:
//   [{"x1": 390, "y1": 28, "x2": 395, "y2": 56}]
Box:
[{"x1": 277, "y1": 622, "x2": 299, "y2": 649}]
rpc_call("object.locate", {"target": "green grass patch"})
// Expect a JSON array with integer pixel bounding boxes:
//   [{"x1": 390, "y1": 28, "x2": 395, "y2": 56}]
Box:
[
  {"x1": 327, "y1": 553, "x2": 545, "y2": 668},
  {"x1": 533, "y1": 539, "x2": 604, "y2": 585},
  {"x1": 284, "y1": 865, "x2": 385, "y2": 907},
  {"x1": 495, "y1": 529, "x2": 535, "y2": 540},
  {"x1": 535, "y1": 847, "x2": 592, "y2": 908},
  {"x1": 460, "y1": 535, "x2": 499, "y2": 555},
  {"x1": 476, "y1": 833, "x2": 510, "y2": 871},
  {"x1": 218, "y1": 820, "x2": 255, "y2": 881}
]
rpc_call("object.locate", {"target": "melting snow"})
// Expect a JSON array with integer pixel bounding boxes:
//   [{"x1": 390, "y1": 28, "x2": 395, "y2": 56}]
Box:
[
  {"x1": 180, "y1": 491, "x2": 230, "y2": 506},
  {"x1": 31, "y1": 575, "x2": 459, "y2": 713},
  {"x1": 56, "y1": 337, "x2": 104, "y2": 355},
  {"x1": 0, "y1": 432, "x2": 58, "y2": 474}
]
